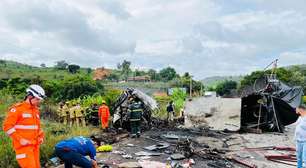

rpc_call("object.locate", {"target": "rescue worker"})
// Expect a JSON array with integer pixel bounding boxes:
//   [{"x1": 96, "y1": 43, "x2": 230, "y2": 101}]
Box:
[
  {"x1": 75, "y1": 103, "x2": 85, "y2": 127},
  {"x1": 3, "y1": 84, "x2": 46, "y2": 168},
  {"x1": 62, "y1": 102, "x2": 69, "y2": 125},
  {"x1": 69, "y1": 103, "x2": 77, "y2": 127},
  {"x1": 57, "y1": 102, "x2": 69, "y2": 125},
  {"x1": 98, "y1": 100, "x2": 110, "y2": 130},
  {"x1": 166, "y1": 101, "x2": 175, "y2": 122},
  {"x1": 127, "y1": 97, "x2": 143, "y2": 138},
  {"x1": 55, "y1": 136, "x2": 100, "y2": 168},
  {"x1": 80, "y1": 107, "x2": 86, "y2": 127}
]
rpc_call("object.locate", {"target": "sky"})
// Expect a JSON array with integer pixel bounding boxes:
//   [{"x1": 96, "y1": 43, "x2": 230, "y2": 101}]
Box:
[{"x1": 0, "y1": 0, "x2": 306, "y2": 79}]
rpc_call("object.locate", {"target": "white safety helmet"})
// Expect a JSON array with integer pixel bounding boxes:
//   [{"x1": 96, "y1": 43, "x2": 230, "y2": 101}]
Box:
[{"x1": 26, "y1": 84, "x2": 46, "y2": 100}]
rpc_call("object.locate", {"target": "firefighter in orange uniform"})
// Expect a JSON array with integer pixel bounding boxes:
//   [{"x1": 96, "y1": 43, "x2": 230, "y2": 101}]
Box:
[
  {"x1": 3, "y1": 84, "x2": 46, "y2": 168},
  {"x1": 98, "y1": 100, "x2": 110, "y2": 130}
]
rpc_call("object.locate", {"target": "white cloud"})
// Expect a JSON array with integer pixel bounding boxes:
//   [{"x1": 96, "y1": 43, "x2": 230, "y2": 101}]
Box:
[
  {"x1": 0, "y1": 0, "x2": 306, "y2": 79},
  {"x1": 279, "y1": 52, "x2": 306, "y2": 66}
]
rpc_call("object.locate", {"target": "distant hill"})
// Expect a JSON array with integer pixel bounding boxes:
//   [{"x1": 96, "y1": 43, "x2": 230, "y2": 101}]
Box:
[
  {"x1": 201, "y1": 75, "x2": 243, "y2": 87},
  {"x1": 285, "y1": 64, "x2": 306, "y2": 71},
  {"x1": 0, "y1": 59, "x2": 92, "y2": 80},
  {"x1": 201, "y1": 64, "x2": 306, "y2": 87},
  {"x1": 0, "y1": 60, "x2": 35, "y2": 69}
]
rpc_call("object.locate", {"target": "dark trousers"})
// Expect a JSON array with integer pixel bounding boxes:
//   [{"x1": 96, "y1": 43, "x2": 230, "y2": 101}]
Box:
[
  {"x1": 130, "y1": 120, "x2": 141, "y2": 135},
  {"x1": 55, "y1": 148, "x2": 92, "y2": 168}
]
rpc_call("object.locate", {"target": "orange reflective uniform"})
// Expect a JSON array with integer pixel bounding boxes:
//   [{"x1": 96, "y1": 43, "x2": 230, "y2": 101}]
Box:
[
  {"x1": 2, "y1": 101, "x2": 44, "y2": 168},
  {"x1": 98, "y1": 105, "x2": 110, "y2": 129}
]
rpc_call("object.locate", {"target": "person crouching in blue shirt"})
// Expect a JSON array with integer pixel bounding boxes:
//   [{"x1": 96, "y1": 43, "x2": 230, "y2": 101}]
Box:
[
  {"x1": 295, "y1": 103, "x2": 306, "y2": 168},
  {"x1": 55, "y1": 136, "x2": 100, "y2": 168}
]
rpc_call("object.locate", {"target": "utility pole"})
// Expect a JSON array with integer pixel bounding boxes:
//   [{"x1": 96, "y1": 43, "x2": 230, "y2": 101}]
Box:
[
  {"x1": 200, "y1": 83, "x2": 203, "y2": 96},
  {"x1": 189, "y1": 76, "x2": 192, "y2": 98}
]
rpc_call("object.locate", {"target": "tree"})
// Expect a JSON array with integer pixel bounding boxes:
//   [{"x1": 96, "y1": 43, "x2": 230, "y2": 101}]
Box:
[
  {"x1": 55, "y1": 60, "x2": 68, "y2": 70},
  {"x1": 240, "y1": 71, "x2": 265, "y2": 89},
  {"x1": 67, "y1": 64, "x2": 80, "y2": 74},
  {"x1": 106, "y1": 73, "x2": 119, "y2": 82},
  {"x1": 216, "y1": 80, "x2": 237, "y2": 96},
  {"x1": 86, "y1": 68, "x2": 92, "y2": 74},
  {"x1": 159, "y1": 67, "x2": 177, "y2": 81},
  {"x1": 148, "y1": 69, "x2": 157, "y2": 81},
  {"x1": 135, "y1": 69, "x2": 146, "y2": 76},
  {"x1": 117, "y1": 60, "x2": 131, "y2": 81},
  {"x1": 183, "y1": 72, "x2": 190, "y2": 78},
  {"x1": 40, "y1": 63, "x2": 46, "y2": 68},
  {"x1": 0, "y1": 79, "x2": 7, "y2": 90},
  {"x1": 0, "y1": 60, "x2": 6, "y2": 67},
  {"x1": 52, "y1": 76, "x2": 104, "y2": 101}
]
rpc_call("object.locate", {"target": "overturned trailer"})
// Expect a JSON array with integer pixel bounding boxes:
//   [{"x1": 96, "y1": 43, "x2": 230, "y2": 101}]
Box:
[
  {"x1": 240, "y1": 74, "x2": 303, "y2": 133},
  {"x1": 112, "y1": 88, "x2": 158, "y2": 130}
]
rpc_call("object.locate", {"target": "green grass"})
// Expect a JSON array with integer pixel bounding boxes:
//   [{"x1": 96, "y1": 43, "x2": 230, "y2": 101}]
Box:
[{"x1": 0, "y1": 60, "x2": 92, "y2": 81}]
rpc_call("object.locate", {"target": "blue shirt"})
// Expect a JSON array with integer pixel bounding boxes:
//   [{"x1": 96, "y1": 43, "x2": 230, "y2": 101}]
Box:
[
  {"x1": 295, "y1": 117, "x2": 306, "y2": 141},
  {"x1": 55, "y1": 136, "x2": 96, "y2": 160}
]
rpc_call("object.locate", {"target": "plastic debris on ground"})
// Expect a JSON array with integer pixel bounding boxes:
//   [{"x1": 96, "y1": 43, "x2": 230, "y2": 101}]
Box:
[
  {"x1": 144, "y1": 143, "x2": 170, "y2": 151},
  {"x1": 135, "y1": 151, "x2": 162, "y2": 156},
  {"x1": 138, "y1": 160, "x2": 167, "y2": 168},
  {"x1": 135, "y1": 156, "x2": 152, "y2": 160},
  {"x1": 118, "y1": 161, "x2": 141, "y2": 168},
  {"x1": 122, "y1": 154, "x2": 133, "y2": 159},
  {"x1": 126, "y1": 143, "x2": 136, "y2": 147},
  {"x1": 112, "y1": 150, "x2": 126, "y2": 155},
  {"x1": 97, "y1": 145, "x2": 113, "y2": 152},
  {"x1": 162, "y1": 133, "x2": 180, "y2": 139},
  {"x1": 170, "y1": 153, "x2": 186, "y2": 160},
  {"x1": 49, "y1": 157, "x2": 61, "y2": 166}
]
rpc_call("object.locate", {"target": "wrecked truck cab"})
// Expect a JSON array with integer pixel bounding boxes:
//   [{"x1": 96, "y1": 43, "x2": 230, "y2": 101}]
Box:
[
  {"x1": 112, "y1": 88, "x2": 158, "y2": 130},
  {"x1": 240, "y1": 75, "x2": 303, "y2": 133}
]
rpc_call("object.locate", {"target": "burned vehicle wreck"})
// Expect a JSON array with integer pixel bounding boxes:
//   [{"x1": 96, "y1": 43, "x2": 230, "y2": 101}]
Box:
[
  {"x1": 112, "y1": 88, "x2": 158, "y2": 130},
  {"x1": 240, "y1": 74, "x2": 303, "y2": 133}
]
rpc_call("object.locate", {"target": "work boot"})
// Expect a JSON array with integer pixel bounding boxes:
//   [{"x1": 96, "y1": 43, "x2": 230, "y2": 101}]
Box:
[{"x1": 130, "y1": 134, "x2": 136, "y2": 138}]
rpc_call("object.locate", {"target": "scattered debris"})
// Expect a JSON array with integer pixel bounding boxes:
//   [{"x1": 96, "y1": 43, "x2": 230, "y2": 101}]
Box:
[
  {"x1": 171, "y1": 153, "x2": 186, "y2": 160},
  {"x1": 135, "y1": 156, "x2": 151, "y2": 160},
  {"x1": 112, "y1": 150, "x2": 126, "y2": 155},
  {"x1": 118, "y1": 162, "x2": 141, "y2": 168},
  {"x1": 175, "y1": 138, "x2": 194, "y2": 157},
  {"x1": 138, "y1": 160, "x2": 167, "y2": 168},
  {"x1": 97, "y1": 145, "x2": 113, "y2": 152},
  {"x1": 135, "y1": 151, "x2": 162, "y2": 156},
  {"x1": 227, "y1": 156, "x2": 257, "y2": 168},
  {"x1": 126, "y1": 143, "x2": 136, "y2": 147},
  {"x1": 144, "y1": 142, "x2": 170, "y2": 151},
  {"x1": 162, "y1": 133, "x2": 180, "y2": 139},
  {"x1": 122, "y1": 154, "x2": 133, "y2": 159},
  {"x1": 49, "y1": 157, "x2": 61, "y2": 166},
  {"x1": 228, "y1": 115, "x2": 239, "y2": 119}
]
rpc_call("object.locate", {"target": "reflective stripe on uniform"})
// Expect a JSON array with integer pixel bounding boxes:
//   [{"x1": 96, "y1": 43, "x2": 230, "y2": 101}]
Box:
[
  {"x1": 131, "y1": 109, "x2": 142, "y2": 112},
  {"x1": 6, "y1": 127, "x2": 16, "y2": 135},
  {"x1": 130, "y1": 119, "x2": 141, "y2": 121},
  {"x1": 22, "y1": 113, "x2": 32, "y2": 118},
  {"x1": 14, "y1": 125, "x2": 38, "y2": 130},
  {"x1": 16, "y1": 153, "x2": 26, "y2": 159}
]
